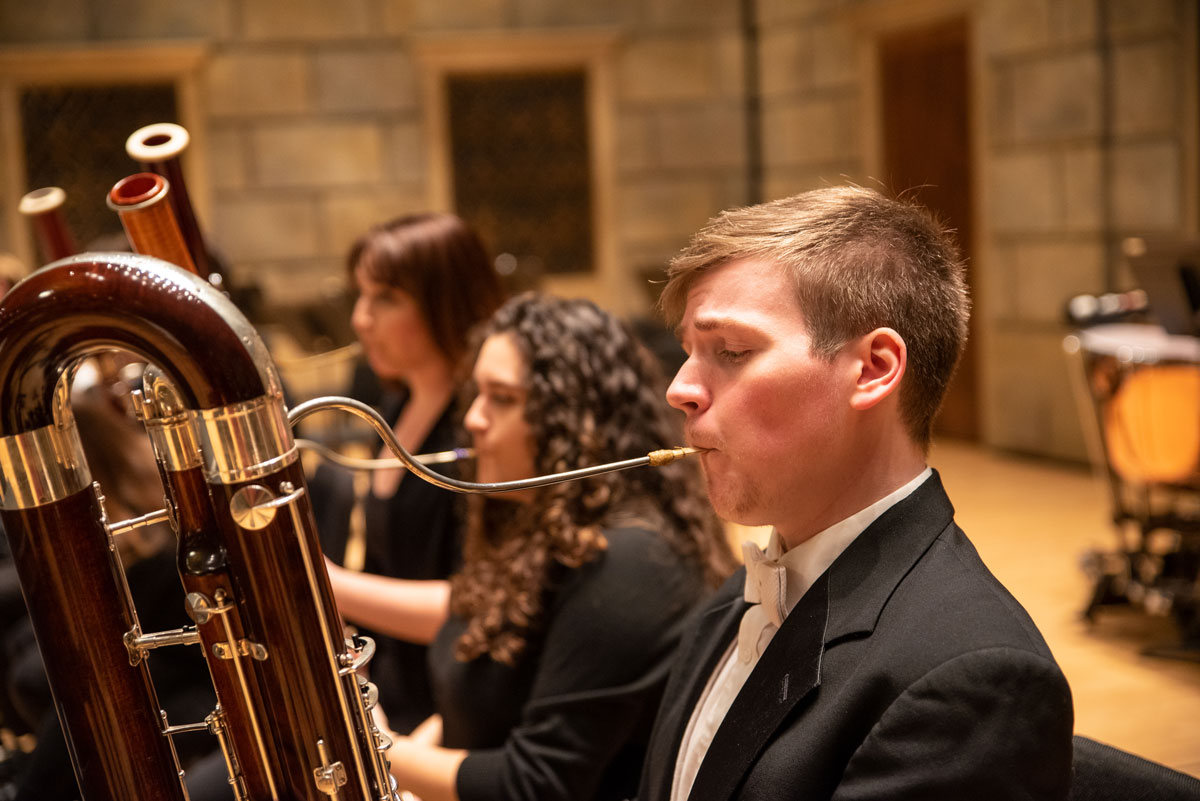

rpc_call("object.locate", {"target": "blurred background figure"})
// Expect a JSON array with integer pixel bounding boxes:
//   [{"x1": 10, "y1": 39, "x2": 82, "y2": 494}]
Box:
[{"x1": 313, "y1": 212, "x2": 506, "y2": 735}]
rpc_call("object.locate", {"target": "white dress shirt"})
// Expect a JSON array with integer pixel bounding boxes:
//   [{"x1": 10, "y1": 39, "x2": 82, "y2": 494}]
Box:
[{"x1": 670, "y1": 468, "x2": 932, "y2": 801}]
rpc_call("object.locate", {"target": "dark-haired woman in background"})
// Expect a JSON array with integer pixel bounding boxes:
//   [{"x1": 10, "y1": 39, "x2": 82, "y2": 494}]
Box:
[
  {"x1": 319, "y1": 213, "x2": 505, "y2": 734},
  {"x1": 355, "y1": 293, "x2": 736, "y2": 801}
]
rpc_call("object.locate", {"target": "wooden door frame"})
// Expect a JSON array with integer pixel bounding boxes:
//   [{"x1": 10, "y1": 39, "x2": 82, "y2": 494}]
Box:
[
  {"x1": 847, "y1": 0, "x2": 985, "y2": 438},
  {"x1": 410, "y1": 30, "x2": 630, "y2": 312}
]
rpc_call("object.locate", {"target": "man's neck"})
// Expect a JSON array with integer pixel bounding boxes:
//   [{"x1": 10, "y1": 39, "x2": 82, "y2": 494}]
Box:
[
  {"x1": 776, "y1": 441, "x2": 926, "y2": 551},
  {"x1": 400, "y1": 359, "x2": 456, "y2": 411}
]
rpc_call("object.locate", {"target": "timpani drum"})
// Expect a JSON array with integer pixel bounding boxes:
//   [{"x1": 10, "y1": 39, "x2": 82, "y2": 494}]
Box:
[{"x1": 1072, "y1": 323, "x2": 1200, "y2": 485}]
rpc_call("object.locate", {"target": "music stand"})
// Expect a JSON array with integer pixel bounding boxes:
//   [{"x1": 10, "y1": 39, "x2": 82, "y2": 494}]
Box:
[{"x1": 1123, "y1": 237, "x2": 1200, "y2": 337}]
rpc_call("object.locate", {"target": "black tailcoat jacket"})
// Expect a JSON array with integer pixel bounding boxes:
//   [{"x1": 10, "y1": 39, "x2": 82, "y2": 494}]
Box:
[{"x1": 639, "y1": 471, "x2": 1074, "y2": 801}]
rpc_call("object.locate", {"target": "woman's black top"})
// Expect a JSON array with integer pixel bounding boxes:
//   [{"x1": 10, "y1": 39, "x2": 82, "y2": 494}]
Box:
[
  {"x1": 310, "y1": 391, "x2": 463, "y2": 733},
  {"x1": 429, "y1": 525, "x2": 707, "y2": 801}
]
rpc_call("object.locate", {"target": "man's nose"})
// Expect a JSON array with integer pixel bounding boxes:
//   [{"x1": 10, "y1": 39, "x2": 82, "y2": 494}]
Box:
[{"x1": 666, "y1": 358, "x2": 710, "y2": 415}]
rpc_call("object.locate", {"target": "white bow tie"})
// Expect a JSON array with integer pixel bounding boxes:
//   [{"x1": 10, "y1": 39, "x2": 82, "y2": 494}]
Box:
[{"x1": 738, "y1": 541, "x2": 788, "y2": 662}]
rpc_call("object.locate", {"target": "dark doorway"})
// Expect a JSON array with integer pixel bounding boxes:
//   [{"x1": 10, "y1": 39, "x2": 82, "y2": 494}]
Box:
[{"x1": 879, "y1": 17, "x2": 978, "y2": 440}]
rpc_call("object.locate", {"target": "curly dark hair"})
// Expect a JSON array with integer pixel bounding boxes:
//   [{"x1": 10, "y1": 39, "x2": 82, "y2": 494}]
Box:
[{"x1": 450, "y1": 293, "x2": 735, "y2": 665}]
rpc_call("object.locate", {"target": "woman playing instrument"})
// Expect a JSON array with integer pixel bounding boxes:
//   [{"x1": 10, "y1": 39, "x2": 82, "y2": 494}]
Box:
[
  {"x1": 318, "y1": 213, "x2": 505, "y2": 734},
  {"x1": 354, "y1": 293, "x2": 736, "y2": 801}
]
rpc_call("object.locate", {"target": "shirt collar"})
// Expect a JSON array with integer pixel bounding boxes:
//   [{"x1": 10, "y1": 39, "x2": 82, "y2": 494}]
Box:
[{"x1": 748, "y1": 466, "x2": 933, "y2": 616}]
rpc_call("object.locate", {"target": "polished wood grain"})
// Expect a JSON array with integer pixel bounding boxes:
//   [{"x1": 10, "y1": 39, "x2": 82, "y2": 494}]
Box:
[
  {"x1": 1, "y1": 492, "x2": 187, "y2": 801},
  {"x1": 209, "y1": 459, "x2": 381, "y2": 800}
]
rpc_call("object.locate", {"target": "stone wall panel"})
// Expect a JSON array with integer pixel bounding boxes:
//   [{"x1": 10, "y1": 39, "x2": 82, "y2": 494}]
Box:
[
  {"x1": 314, "y1": 49, "x2": 417, "y2": 113},
  {"x1": 206, "y1": 51, "x2": 311, "y2": 117},
  {"x1": 386, "y1": 121, "x2": 427, "y2": 185},
  {"x1": 617, "y1": 178, "x2": 720, "y2": 248},
  {"x1": 760, "y1": 28, "x2": 811, "y2": 98},
  {"x1": 657, "y1": 104, "x2": 745, "y2": 170},
  {"x1": 768, "y1": 95, "x2": 858, "y2": 169},
  {"x1": 398, "y1": 0, "x2": 508, "y2": 31},
  {"x1": 1010, "y1": 51, "x2": 1102, "y2": 142},
  {"x1": 978, "y1": 0, "x2": 1052, "y2": 56},
  {"x1": 92, "y1": 0, "x2": 224, "y2": 39},
  {"x1": 1106, "y1": 0, "x2": 1178, "y2": 37},
  {"x1": 1111, "y1": 141, "x2": 1180, "y2": 231},
  {"x1": 1013, "y1": 240, "x2": 1105, "y2": 323},
  {"x1": 213, "y1": 196, "x2": 321, "y2": 261},
  {"x1": 989, "y1": 151, "x2": 1062, "y2": 233},
  {"x1": 620, "y1": 38, "x2": 718, "y2": 103},
  {"x1": 1113, "y1": 41, "x2": 1177, "y2": 137},
  {"x1": 1063, "y1": 145, "x2": 1103, "y2": 232},
  {"x1": 241, "y1": 0, "x2": 375, "y2": 41},
  {"x1": 207, "y1": 126, "x2": 249, "y2": 191},
  {"x1": 253, "y1": 122, "x2": 385, "y2": 188},
  {"x1": 616, "y1": 111, "x2": 658, "y2": 172},
  {"x1": 0, "y1": 0, "x2": 86, "y2": 42},
  {"x1": 982, "y1": 326, "x2": 1088, "y2": 461},
  {"x1": 322, "y1": 188, "x2": 428, "y2": 258}
]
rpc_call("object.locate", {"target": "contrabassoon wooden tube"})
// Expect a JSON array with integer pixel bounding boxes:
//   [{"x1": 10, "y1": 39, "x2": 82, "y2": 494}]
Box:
[
  {"x1": 136, "y1": 368, "x2": 281, "y2": 801},
  {"x1": 18, "y1": 186, "x2": 78, "y2": 263},
  {"x1": 107, "y1": 172, "x2": 198, "y2": 276},
  {"x1": 0, "y1": 253, "x2": 394, "y2": 801},
  {"x1": 126, "y1": 123, "x2": 216, "y2": 283}
]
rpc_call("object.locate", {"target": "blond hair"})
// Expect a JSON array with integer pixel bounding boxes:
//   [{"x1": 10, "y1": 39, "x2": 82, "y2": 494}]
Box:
[{"x1": 660, "y1": 185, "x2": 970, "y2": 448}]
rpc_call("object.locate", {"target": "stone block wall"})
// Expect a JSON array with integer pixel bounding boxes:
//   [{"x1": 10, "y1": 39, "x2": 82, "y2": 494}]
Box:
[
  {"x1": 756, "y1": 2, "x2": 863, "y2": 200},
  {"x1": 0, "y1": 0, "x2": 751, "y2": 311},
  {"x1": 614, "y1": 17, "x2": 749, "y2": 299},
  {"x1": 978, "y1": 0, "x2": 1195, "y2": 460},
  {"x1": 748, "y1": 0, "x2": 1195, "y2": 462}
]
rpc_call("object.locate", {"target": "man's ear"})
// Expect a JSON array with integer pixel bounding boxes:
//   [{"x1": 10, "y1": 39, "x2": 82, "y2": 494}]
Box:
[{"x1": 848, "y1": 327, "x2": 906, "y2": 411}]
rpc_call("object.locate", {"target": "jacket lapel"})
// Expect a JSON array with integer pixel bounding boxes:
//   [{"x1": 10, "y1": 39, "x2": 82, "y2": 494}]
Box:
[
  {"x1": 822, "y1": 470, "x2": 955, "y2": 644},
  {"x1": 681, "y1": 471, "x2": 956, "y2": 801},
  {"x1": 686, "y1": 573, "x2": 829, "y2": 801},
  {"x1": 647, "y1": 573, "x2": 747, "y2": 801}
]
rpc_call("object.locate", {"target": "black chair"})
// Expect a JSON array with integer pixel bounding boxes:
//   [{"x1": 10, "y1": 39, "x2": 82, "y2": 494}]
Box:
[{"x1": 1071, "y1": 735, "x2": 1200, "y2": 800}]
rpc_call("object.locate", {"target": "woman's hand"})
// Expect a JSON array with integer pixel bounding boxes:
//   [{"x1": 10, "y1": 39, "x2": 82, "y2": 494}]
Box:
[
  {"x1": 386, "y1": 734, "x2": 466, "y2": 801},
  {"x1": 409, "y1": 714, "x2": 443, "y2": 747}
]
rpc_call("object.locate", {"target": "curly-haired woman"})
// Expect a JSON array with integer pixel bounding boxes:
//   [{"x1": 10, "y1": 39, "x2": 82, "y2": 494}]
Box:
[{"x1": 336, "y1": 293, "x2": 735, "y2": 801}]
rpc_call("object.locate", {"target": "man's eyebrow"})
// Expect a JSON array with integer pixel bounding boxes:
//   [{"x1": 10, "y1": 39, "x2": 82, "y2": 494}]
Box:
[{"x1": 675, "y1": 316, "x2": 758, "y2": 338}]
